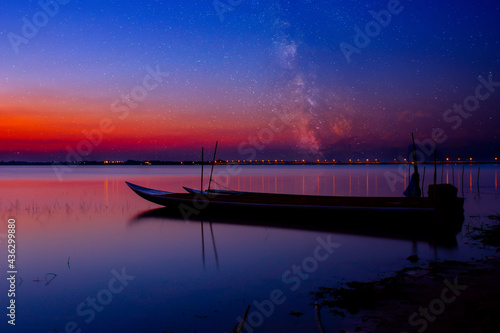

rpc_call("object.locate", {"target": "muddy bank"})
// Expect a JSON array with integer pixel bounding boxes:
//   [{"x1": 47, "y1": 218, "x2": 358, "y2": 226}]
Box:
[{"x1": 313, "y1": 220, "x2": 500, "y2": 333}]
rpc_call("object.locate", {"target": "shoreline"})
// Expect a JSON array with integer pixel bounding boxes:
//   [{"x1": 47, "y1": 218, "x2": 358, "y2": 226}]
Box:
[
  {"x1": 315, "y1": 254, "x2": 500, "y2": 333},
  {"x1": 1, "y1": 161, "x2": 498, "y2": 166}
]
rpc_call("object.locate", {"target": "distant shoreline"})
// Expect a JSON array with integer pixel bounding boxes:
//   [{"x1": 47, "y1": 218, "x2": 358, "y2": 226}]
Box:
[{"x1": 0, "y1": 160, "x2": 498, "y2": 166}]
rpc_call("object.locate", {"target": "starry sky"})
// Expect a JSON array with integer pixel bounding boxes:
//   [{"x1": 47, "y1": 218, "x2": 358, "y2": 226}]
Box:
[{"x1": 1, "y1": 0, "x2": 499, "y2": 162}]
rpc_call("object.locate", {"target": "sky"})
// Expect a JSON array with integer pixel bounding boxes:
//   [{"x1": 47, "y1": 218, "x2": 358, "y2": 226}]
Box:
[{"x1": 1, "y1": 0, "x2": 499, "y2": 162}]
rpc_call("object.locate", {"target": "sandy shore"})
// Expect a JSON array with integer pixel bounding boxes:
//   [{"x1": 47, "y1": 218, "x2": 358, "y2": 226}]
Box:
[{"x1": 315, "y1": 255, "x2": 500, "y2": 333}]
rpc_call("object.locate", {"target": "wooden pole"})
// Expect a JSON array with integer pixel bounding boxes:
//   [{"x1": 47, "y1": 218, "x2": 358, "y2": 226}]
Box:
[
  {"x1": 411, "y1": 132, "x2": 421, "y2": 197},
  {"x1": 433, "y1": 149, "x2": 437, "y2": 198},
  {"x1": 408, "y1": 162, "x2": 411, "y2": 188},
  {"x1": 422, "y1": 166, "x2": 426, "y2": 197},
  {"x1": 433, "y1": 149, "x2": 437, "y2": 186},
  {"x1": 314, "y1": 302, "x2": 325, "y2": 333},
  {"x1": 233, "y1": 305, "x2": 250, "y2": 333},
  {"x1": 201, "y1": 147, "x2": 204, "y2": 192},
  {"x1": 208, "y1": 141, "x2": 218, "y2": 192},
  {"x1": 411, "y1": 133, "x2": 418, "y2": 175}
]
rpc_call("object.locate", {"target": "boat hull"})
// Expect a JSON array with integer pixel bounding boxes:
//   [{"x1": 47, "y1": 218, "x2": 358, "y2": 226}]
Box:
[{"x1": 126, "y1": 182, "x2": 464, "y2": 233}]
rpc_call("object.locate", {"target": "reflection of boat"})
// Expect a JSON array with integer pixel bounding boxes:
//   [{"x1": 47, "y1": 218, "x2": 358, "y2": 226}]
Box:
[
  {"x1": 130, "y1": 205, "x2": 463, "y2": 248},
  {"x1": 126, "y1": 181, "x2": 464, "y2": 233}
]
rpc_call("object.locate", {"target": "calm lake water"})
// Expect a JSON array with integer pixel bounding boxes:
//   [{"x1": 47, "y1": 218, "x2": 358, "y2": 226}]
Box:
[{"x1": 1, "y1": 164, "x2": 499, "y2": 332}]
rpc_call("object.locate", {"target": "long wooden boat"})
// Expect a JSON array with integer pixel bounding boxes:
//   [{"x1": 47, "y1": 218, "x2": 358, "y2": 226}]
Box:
[
  {"x1": 127, "y1": 137, "x2": 465, "y2": 235},
  {"x1": 126, "y1": 182, "x2": 464, "y2": 228}
]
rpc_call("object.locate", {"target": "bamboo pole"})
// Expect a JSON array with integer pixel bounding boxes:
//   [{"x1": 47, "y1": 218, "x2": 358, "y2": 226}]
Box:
[
  {"x1": 433, "y1": 149, "x2": 437, "y2": 186},
  {"x1": 421, "y1": 166, "x2": 426, "y2": 197},
  {"x1": 408, "y1": 162, "x2": 411, "y2": 188},
  {"x1": 201, "y1": 147, "x2": 204, "y2": 192},
  {"x1": 233, "y1": 305, "x2": 250, "y2": 333},
  {"x1": 208, "y1": 141, "x2": 218, "y2": 192},
  {"x1": 314, "y1": 302, "x2": 325, "y2": 333},
  {"x1": 433, "y1": 149, "x2": 437, "y2": 198},
  {"x1": 411, "y1": 133, "x2": 418, "y2": 175}
]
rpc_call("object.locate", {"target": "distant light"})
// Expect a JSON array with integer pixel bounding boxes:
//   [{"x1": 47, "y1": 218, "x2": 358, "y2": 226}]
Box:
[
  {"x1": 469, "y1": 158, "x2": 473, "y2": 161},
  {"x1": 446, "y1": 158, "x2": 449, "y2": 161},
  {"x1": 366, "y1": 159, "x2": 369, "y2": 162},
  {"x1": 457, "y1": 158, "x2": 460, "y2": 161}
]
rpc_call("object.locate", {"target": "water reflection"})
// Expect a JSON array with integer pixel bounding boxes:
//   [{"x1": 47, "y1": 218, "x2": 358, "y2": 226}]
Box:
[
  {"x1": 0, "y1": 165, "x2": 498, "y2": 332},
  {"x1": 200, "y1": 221, "x2": 220, "y2": 271},
  {"x1": 130, "y1": 207, "x2": 463, "y2": 249},
  {"x1": 203, "y1": 164, "x2": 491, "y2": 199}
]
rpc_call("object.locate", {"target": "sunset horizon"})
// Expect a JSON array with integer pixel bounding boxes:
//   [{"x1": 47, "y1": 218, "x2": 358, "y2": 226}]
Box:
[{"x1": 2, "y1": 1, "x2": 499, "y2": 163}]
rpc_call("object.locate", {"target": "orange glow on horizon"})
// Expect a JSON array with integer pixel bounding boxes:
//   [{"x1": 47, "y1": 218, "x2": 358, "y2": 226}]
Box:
[{"x1": 1, "y1": 96, "x2": 297, "y2": 159}]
